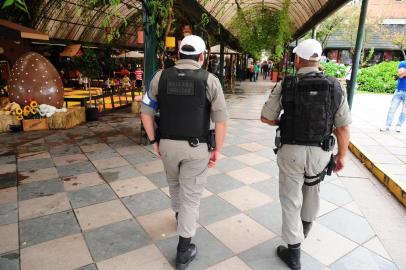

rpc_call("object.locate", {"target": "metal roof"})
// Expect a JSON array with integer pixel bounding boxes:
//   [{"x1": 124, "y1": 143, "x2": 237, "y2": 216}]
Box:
[
  {"x1": 13, "y1": 0, "x2": 350, "y2": 48},
  {"x1": 325, "y1": 26, "x2": 405, "y2": 50},
  {"x1": 34, "y1": 0, "x2": 143, "y2": 47},
  {"x1": 197, "y1": 0, "x2": 350, "y2": 38}
]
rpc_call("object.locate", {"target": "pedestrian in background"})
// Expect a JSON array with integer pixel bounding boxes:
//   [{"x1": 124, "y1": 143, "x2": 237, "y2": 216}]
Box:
[
  {"x1": 254, "y1": 61, "x2": 260, "y2": 81},
  {"x1": 248, "y1": 63, "x2": 255, "y2": 82},
  {"x1": 135, "y1": 67, "x2": 143, "y2": 88},
  {"x1": 261, "y1": 61, "x2": 269, "y2": 80},
  {"x1": 381, "y1": 60, "x2": 406, "y2": 133}
]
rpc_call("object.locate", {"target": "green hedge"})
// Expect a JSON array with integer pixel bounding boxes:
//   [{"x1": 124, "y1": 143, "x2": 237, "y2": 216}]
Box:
[
  {"x1": 321, "y1": 62, "x2": 347, "y2": 78},
  {"x1": 357, "y1": 61, "x2": 399, "y2": 93}
]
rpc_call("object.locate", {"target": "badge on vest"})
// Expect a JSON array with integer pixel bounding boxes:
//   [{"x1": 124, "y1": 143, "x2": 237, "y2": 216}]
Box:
[{"x1": 167, "y1": 80, "x2": 195, "y2": 96}]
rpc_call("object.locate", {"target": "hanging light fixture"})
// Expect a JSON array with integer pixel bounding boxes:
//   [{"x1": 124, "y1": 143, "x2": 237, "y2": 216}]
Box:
[{"x1": 165, "y1": 36, "x2": 176, "y2": 48}]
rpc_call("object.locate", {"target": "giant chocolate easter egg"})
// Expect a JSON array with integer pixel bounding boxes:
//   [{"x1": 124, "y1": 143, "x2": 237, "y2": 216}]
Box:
[{"x1": 8, "y1": 52, "x2": 64, "y2": 108}]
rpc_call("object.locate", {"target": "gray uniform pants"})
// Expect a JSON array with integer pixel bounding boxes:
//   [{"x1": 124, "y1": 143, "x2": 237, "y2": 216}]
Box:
[
  {"x1": 277, "y1": 144, "x2": 331, "y2": 245},
  {"x1": 160, "y1": 139, "x2": 210, "y2": 238}
]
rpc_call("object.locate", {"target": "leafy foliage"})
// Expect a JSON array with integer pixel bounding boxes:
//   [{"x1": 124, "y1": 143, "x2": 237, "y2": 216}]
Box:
[
  {"x1": 1, "y1": 0, "x2": 28, "y2": 14},
  {"x1": 229, "y1": 0, "x2": 292, "y2": 61},
  {"x1": 321, "y1": 62, "x2": 347, "y2": 78},
  {"x1": 71, "y1": 49, "x2": 102, "y2": 79},
  {"x1": 380, "y1": 24, "x2": 406, "y2": 59},
  {"x1": 306, "y1": 3, "x2": 379, "y2": 54},
  {"x1": 357, "y1": 61, "x2": 399, "y2": 93}
]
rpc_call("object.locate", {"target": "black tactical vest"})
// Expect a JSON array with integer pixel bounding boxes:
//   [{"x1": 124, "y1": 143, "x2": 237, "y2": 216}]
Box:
[
  {"x1": 158, "y1": 67, "x2": 210, "y2": 140},
  {"x1": 279, "y1": 72, "x2": 342, "y2": 146}
]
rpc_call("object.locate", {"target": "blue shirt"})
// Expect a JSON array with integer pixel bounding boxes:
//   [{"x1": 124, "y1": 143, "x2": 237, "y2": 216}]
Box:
[{"x1": 398, "y1": 60, "x2": 406, "y2": 91}]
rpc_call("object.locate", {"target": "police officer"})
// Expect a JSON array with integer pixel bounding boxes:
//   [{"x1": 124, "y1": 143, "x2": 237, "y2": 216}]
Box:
[
  {"x1": 261, "y1": 39, "x2": 351, "y2": 270},
  {"x1": 140, "y1": 35, "x2": 228, "y2": 270}
]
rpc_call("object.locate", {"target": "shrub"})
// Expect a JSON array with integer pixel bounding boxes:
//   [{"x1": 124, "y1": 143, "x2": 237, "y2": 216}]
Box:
[
  {"x1": 357, "y1": 61, "x2": 399, "y2": 93},
  {"x1": 321, "y1": 62, "x2": 347, "y2": 78}
]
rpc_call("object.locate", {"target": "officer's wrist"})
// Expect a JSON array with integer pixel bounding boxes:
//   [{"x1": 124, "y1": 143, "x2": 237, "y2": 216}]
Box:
[{"x1": 149, "y1": 138, "x2": 157, "y2": 144}]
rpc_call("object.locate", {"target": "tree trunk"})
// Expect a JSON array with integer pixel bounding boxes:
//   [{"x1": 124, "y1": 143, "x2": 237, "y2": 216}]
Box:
[{"x1": 160, "y1": 6, "x2": 173, "y2": 68}]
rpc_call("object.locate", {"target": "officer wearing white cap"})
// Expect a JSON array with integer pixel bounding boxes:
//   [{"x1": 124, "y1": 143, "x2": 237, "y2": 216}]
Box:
[
  {"x1": 141, "y1": 35, "x2": 228, "y2": 270},
  {"x1": 261, "y1": 39, "x2": 351, "y2": 270}
]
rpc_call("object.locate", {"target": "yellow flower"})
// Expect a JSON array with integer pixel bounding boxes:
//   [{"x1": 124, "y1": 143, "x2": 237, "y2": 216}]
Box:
[
  {"x1": 16, "y1": 115, "x2": 23, "y2": 121},
  {"x1": 23, "y1": 105, "x2": 31, "y2": 114},
  {"x1": 30, "y1": 101, "x2": 38, "y2": 108},
  {"x1": 15, "y1": 108, "x2": 23, "y2": 115}
]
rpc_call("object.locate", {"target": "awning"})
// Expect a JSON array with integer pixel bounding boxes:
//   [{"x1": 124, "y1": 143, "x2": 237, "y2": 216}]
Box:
[
  {"x1": 60, "y1": 44, "x2": 83, "y2": 57},
  {"x1": 210, "y1": 45, "x2": 239, "y2": 54},
  {"x1": 0, "y1": 19, "x2": 49, "y2": 40},
  {"x1": 112, "y1": 51, "x2": 144, "y2": 58}
]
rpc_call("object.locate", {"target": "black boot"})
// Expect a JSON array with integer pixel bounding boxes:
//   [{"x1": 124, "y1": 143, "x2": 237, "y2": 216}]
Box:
[
  {"x1": 276, "y1": 244, "x2": 301, "y2": 270},
  {"x1": 302, "y1": 220, "x2": 312, "y2": 238},
  {"x1": 176, "y1": 236, "x2": 197, "y2": 270}
]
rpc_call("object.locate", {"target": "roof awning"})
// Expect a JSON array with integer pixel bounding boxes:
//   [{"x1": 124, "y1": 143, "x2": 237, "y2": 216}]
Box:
[
  {"x1": 197, "y1": 0, "x2": 351, "y2": 39},
  {"x1": 0, "y1": 19, "x2": 49, "y2": 40},
  {"x1": 60, "y1": 44, "x2": 83, "y2": 57},
  {"x1": 112, "y1": 51, "x2": 144, "y2": 58},
  {"x1": 210, "y1": 44, "x2": 239, "y2": 54}
]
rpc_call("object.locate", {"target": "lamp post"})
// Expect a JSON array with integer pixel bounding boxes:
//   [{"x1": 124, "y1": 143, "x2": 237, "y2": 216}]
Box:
[
  {"x1": 347, "y1": 0, "x2": 369, "y2": 109},
  {"x1": 142, "y1": 0, "x2": 158, "y2": 92}
]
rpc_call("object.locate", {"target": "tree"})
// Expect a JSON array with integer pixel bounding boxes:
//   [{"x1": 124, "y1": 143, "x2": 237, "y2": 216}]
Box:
[
  {"x1": 228, "y1": 0, "x2": 292, "y2": 62},
  {"x1": 308, "y1": 3, "x2": 379, "y2": 57},
  {"x1": 380, "y1": 24, "x2": 406, "y2": 59}
]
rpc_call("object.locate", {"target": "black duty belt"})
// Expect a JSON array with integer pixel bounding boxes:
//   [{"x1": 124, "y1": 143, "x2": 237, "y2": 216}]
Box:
[{"x1": 160, "y1": 135, "x2": 207, "y2": 147}]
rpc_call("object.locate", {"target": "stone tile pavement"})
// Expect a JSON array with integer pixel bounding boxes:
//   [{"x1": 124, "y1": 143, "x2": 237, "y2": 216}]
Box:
[
  {"x1": 0, "y1": 79, "x2": 406, "y2": 270},
  {"x1": 351, "y1": 93, "x2": 406, "y2": 185}
]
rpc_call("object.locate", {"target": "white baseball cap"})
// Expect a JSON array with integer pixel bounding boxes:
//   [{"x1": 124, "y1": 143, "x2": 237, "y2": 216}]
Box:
[
  {"x1": 293, "y1": 39, "x2": 323, "y2": 61},
  {"x1": 179, "y1": 35, "x2": 206, "y2": 55}
]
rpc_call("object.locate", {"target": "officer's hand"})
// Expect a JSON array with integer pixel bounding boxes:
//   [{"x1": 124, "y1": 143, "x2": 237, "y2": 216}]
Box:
[
  {"x1": 152, "y1": 143, "x2": 161, "y2": 158},
  {"x1": 334, "y1": 154, "x2": 345, "y2": 172},
  {"x1": 208, "y1": 150, "x2": 220, "y2": 168}
]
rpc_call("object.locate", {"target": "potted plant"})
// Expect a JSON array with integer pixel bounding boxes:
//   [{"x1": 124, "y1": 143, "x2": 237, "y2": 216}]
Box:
[{"x1": 72, "y1": 49, "x2": 102, "y2": 121}]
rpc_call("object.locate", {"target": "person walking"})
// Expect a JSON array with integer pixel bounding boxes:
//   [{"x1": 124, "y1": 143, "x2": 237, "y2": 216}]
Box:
[
  {"x1": 248, "y1": 62, "x2": 255, "y2": 82},
  {"x1": 135, "y1": 67, "x2": 144, "y2": 88},
  {"x1": 140, "y1": 35, "x2": 228, "y2": 270},
  {"x1": 261, "y1": 61, "x2": 269, "y2": 80},
  {"x1": 254, "y1": 61, "x2": 260, "y2": 81},
  {"x1": 381, "y1": 60, "x2": 406, "y2": 132},
  {"x1": 260, "y1": 39, "x2": 351, "y2": 270}
]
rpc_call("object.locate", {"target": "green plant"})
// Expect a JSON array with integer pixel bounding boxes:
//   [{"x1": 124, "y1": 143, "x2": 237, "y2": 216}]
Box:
[
  {"x1": 1, "y1": 0, "x2": 28, "y2": 14},
  {"x1": 229, "y1": 0, "x2": 292, "y2": 63},
  {"x1": 321, "y1": 62, "x2": 347, "y2": 78},
  {"x1": 357, "y1": 61, "x2": 399, "y2": 93},
  {"x1": 71, "y1": 49, "x2": 102, "y2": 79}
]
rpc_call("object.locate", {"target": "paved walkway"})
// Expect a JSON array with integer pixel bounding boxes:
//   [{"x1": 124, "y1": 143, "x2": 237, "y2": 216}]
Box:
[
  {"x1": 0, "y1": 78, "x2": 405, "y2": 270},
  {"x1": 351, "y1": 93, "x2": 406, "y2": 186}
]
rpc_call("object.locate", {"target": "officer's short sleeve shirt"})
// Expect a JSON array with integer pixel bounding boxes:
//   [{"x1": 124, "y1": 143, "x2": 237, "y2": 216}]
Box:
[
  {"x1": 260, "y1": 66, "x2": 352, "y2": 127},
  {"x1": 140, "y1": 59, "x2": 228, "y2": 123}
]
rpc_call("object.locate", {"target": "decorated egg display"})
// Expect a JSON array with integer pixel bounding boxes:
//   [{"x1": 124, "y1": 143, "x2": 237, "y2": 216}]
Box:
[{"x1": 8, "y1": 52, "x2": 64, "y2": 108}]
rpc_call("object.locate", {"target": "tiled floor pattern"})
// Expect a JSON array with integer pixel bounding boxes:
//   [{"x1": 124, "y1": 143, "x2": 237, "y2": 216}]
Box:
[
  {"x1": 0, "y1": 79, "x2": 405, "y2": 270},
  {"x1": 351, "y1": 93, "x2": 406, "y2": 185}
]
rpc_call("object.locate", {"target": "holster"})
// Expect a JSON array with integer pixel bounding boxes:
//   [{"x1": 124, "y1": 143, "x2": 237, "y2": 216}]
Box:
[
  {"x1": 304, "y1": 154, "x2": 336, "y2": 186},
  {"x1": 207, "y1": 129, "x2": 216, "y2": 151}
]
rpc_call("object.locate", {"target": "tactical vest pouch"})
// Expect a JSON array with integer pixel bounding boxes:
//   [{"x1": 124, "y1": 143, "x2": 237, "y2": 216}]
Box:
[{"x1": 280, "y1": 73, "x2": 341, "y2": 147}]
